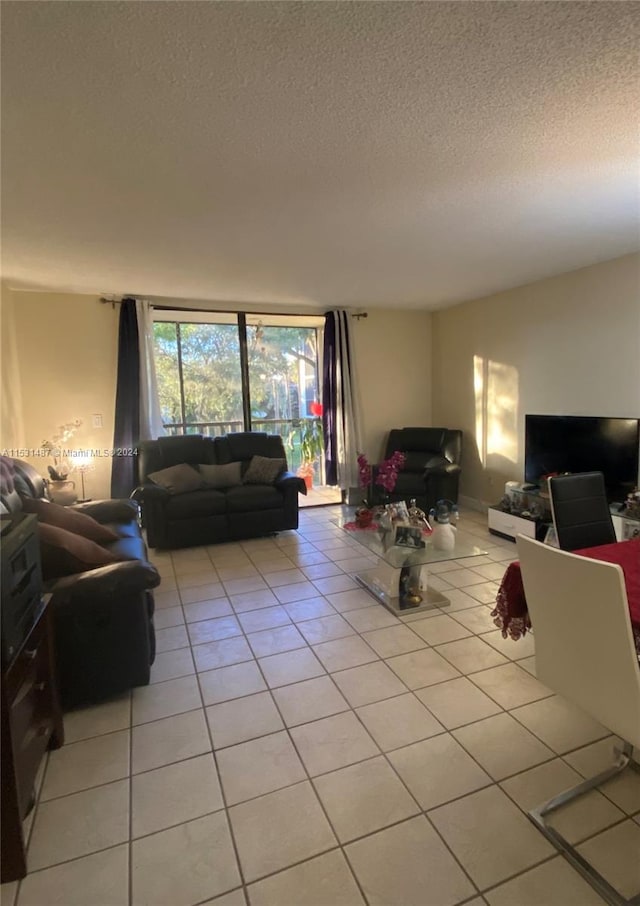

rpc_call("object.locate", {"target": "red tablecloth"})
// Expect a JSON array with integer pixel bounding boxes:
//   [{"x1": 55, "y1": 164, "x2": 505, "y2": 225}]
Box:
[{"x1": 491, "y1": 539, "x2": 640, "y2": 652}]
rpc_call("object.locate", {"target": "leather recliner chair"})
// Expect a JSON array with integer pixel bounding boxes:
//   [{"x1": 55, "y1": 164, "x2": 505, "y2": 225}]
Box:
[
  {"x1": 0, "y1": 459, "x2": 160, "y2": 710},
  {"x1": 382, "y1": 427, "x2": 463, "y2": 513}
]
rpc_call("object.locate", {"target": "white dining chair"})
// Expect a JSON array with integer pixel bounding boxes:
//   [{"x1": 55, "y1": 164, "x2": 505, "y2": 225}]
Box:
[{"x1": 516, "y1": 534, "x2": 640, "y2": 906}]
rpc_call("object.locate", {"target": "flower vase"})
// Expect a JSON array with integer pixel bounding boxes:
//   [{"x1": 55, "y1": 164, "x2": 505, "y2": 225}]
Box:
[
  {"x1": 47, "y1": 479, "x2": 77, "y2": 506},
  {"x1": 297, "y1": 463, "x2": 314, "y2": 490},
  {"x1": 355, "y1": 507, "x2": 374, "y2": 529}
]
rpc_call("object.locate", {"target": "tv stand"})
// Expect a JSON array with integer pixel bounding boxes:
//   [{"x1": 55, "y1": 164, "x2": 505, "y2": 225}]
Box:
[
  {"x1": 488, "y1": 483, "x2": 551, "y2": 543},
  {"x1": 610, "y1": 507, "x2": 640, "y2": 542}
]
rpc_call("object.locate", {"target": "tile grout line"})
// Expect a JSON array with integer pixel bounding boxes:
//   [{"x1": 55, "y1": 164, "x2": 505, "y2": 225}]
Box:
[
  {"x1": 18, "y1": 510, "x2": 631, "y2": 901},
  {"x1": 323, "y1": 522, "x2": 499, "y2": 899},
  {"x1": 219, "y1": 528, "x2": 490, "y2": 900},
  {"x1": 222, "y1": 529, "x2": 389, "y2": 899},
  {"x1": 36, "y1": 533, "x2": 597, "y2": 788},
  {"x1": 223, "y1": 598, "x2": 372, "y2": 906},
  {"x1": 188, "y1": 544, "x2": 252, "y2": 906},
  {"x1": 127, "y1": 683, "x2": 133, "y2": 906},
  {"x1": 293, "y1": 516, "x2": 632, "y2": 897}
]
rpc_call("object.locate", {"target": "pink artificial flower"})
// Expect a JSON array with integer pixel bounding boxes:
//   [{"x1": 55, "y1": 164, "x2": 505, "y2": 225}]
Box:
[
  {"x1": 356, "y1": 451, "x2": 406, "y2": 498},
  {"x1": 357, "y1": 453, "x2": 372, "y2": 489},
  {"x1": 376, "y1": 451, "x2": 406, "y2": 493}
]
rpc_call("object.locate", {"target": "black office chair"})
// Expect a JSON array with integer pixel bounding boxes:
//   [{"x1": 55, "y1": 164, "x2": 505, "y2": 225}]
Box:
[{"x1": 548, "y1": 471, "x2": 617, "y2": 551}]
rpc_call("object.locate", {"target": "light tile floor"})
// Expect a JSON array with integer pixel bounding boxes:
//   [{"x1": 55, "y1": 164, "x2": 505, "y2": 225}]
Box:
[
  {"x1": 3, "y1": 506, "x2": 639, "y2": 906},
  {"x1": 299, "y1": 485, "x2": 342, "y2": 508}
]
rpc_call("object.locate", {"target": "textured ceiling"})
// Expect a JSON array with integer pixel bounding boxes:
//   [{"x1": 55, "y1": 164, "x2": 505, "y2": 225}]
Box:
[{"x1": 2, "y1": 1, "x2": 639, "y2": 310}]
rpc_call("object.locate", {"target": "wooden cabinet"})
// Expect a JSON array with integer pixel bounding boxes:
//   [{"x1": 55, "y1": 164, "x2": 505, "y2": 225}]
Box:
[{"x1": 1, "y1": 596, "x2": 64, "y2": 882}]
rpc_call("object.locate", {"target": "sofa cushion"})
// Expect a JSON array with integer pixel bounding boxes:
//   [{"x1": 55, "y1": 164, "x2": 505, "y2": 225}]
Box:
[
  {"x1": 423, "y1": 455, "x2": 449, "y2": 471},
  {"x1": 148, "y1": 463, "x2": 206, "y2": 495},
  {"x1": 396, "y1": 428, "x2": 446, "y2": 452},
  {"x1": 157, "y1": 435, "x2": 213, "y2": 468},
  {"x1": 72, "y1": 499, "x2": 140, "y2": 523},
  {"x1": 225, "y1": 484, "x2": 283, "y2": 513},
  {"x1": 243, "y1": 456, "x2": 286, "y2": 485},
  {"x1": 10, "y1": 458, "x2": 47, "y2": 498},
  {"x1": 38, "y1": 523, "x2": 122, "y2": 580},
  {"x1": 401, "y1": 452, "x2": 449, "y2": 472},
  {"x1": 198, "y1": 462, "x2": 242, "y2": 489},
  {"x1": 101, "y1": 521, "x2": 142, "y2": 539},
  {"x1": 21, "y1": 496, "x2": 120, "y2": 544},
  {"x1": 401, "y1": 452, "x2": 431, "y2": 472},
  {"x1": 393, "y1": 473, "x2": 428, "y2": 497},
  {"x1": 105, "y1": 535, "x2": 149, "y2": 562},
  {"x1": 165, "y1": 488, "x2": 228, "y2": 519},
  {"x1": 215, "y1": 432, "x2": 286, "y2": 464}
]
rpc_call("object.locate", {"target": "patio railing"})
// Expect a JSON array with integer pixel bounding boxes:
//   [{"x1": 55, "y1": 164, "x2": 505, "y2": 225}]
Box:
[{"x1": 162, "y1": 418, "x2": 320, "y2": 475}]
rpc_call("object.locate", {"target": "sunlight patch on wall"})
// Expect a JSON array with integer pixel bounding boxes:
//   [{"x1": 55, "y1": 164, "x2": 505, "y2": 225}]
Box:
[
  {"x1": 474, "y1": 355, "x2": 519, "y2": 467},
  {"x1": 474, "y1": 355, "x2": 485, "y2": 465}
]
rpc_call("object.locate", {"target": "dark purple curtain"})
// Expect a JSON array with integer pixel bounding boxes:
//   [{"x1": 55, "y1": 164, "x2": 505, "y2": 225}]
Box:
[
  {"x1": 322, "y1": 311, "x2": 339, "y2": 485},
  {"x1": 110, "y1": 298, "x2": 140, "y2": 498}
]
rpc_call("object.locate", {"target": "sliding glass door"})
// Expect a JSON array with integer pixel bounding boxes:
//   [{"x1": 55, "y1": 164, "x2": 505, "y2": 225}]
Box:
[{"x1": 152, "y1": 313, "x2": 324, "y2": 475}]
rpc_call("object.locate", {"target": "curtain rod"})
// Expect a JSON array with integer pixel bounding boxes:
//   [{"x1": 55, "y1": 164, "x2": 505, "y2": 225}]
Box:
[{"x1": 100, "y1": 297, "x2": 368, "y2": 318}]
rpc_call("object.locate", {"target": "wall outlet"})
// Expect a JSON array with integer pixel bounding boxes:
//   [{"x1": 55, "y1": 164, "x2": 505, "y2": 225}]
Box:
[{"x1": 92, "y1": 413, "x2": 103, "y2": 428}]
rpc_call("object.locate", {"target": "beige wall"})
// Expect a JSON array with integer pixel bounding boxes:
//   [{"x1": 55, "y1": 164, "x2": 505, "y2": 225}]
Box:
[
  {"x1": 431, "y1": 253, "x2": 640, "y2": 506},
  {"x1": 1, "y1": 283, "x2": 26, "y2": 451},
  {"x1": 4, "y1": 294, "x2": 432, "y2": 497},
  {"x1": 9, "y1": 292, "x2": 119, "y2": 499},
  {"x1": 352, "y1": 310, "x2": 433, "y2": 462},
  {"x1": 10, "y1": 255, "x2": 637, "y2": 508}
]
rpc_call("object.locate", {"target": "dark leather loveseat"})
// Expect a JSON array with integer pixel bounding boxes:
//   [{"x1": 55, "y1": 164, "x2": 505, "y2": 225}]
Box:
[
  {"x1": 383, "y1": 427, "x2": 463, "y2": 513},
  {"x1": 1, "y1": 458, "x2": 160, "y2": 710},
  {"x1": 136, "y1": 432, "x2": 306, "y2": 550}
]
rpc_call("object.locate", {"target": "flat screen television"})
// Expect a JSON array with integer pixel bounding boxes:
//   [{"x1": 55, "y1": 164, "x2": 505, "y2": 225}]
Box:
[{"x1": 524, "y1": 415, "x2": 640, "y2": 503}]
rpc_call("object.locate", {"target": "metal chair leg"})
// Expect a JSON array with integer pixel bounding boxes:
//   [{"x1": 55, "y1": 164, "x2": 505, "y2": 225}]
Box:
[{"x1": 528, "y1": 742, "x2": 640, "y2": 906}]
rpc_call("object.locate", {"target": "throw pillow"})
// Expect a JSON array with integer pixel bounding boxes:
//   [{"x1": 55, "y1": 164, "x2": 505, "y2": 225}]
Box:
[
  {"x1": 242, "y1": 455, "x2": 286, "y2": 485},
  {"x1": 148, "y1": 463, "x2": 206, "y2": 495},
  {"x1": 38, "y1": 523, "x2": 121, "y2": 580},
  {"x1": 20, "y1": 496, "x2": 120, "y2": 544},
  {"x1": 198, "y1": 462, "x2": 242, "y2": 489}
]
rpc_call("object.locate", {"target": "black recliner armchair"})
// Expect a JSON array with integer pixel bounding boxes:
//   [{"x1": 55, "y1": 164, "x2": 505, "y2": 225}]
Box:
[
  {"x1": 382, "y1": 427, "x2": 463, "y2": 513},
  {"x1": 1, "y1": 459, "x2": 160, "y2": 710}
]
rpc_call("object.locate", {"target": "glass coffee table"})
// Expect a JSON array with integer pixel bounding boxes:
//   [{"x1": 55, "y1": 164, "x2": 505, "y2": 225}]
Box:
[{"x1": 333, "y1": 515, "x2": 487, "y2": 616}]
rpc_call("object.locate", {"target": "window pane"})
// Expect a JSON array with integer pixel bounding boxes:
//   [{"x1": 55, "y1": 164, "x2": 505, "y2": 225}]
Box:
[
  {"x1": 247, "y1": 324, "x2": 320, "y2": 471},
  {"x1": 179, "y1": 323, "x2": 244, "y2": 435},
  {"x1": 153, "y1": 322, "x2": 182, "y2": 426},
  {"x1": 153, "y1": 321, "x2": 245, "y2": 435}
]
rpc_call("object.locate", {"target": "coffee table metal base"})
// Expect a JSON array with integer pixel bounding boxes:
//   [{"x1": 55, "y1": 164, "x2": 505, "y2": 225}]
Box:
[{"x1": 355, "y1": 568, "x2": 451, "y2": 617}]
